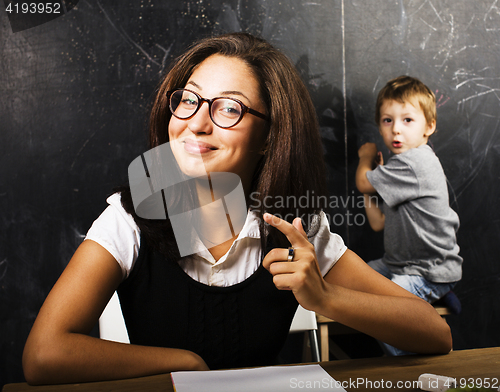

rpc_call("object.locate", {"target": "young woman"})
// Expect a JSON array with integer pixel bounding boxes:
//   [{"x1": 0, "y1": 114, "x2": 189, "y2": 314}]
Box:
[{"x1": 23, "y1": 32, "x2": 452, "y2": 385}]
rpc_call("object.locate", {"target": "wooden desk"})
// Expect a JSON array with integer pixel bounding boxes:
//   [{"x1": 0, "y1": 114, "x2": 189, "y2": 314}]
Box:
[{"x1": 3, "y1": 347, "x2": 499, "y2": 392}]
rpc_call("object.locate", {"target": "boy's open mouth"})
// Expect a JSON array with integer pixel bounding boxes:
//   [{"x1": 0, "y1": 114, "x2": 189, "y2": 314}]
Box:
[{"x1": 392, "y1": 141, "x2": 402, "y2": 148}]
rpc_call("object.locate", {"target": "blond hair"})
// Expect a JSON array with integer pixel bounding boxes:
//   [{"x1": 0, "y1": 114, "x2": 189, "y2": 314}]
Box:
[{"x1": 375, "y1": 75, "x2": 436, "y2": 127}]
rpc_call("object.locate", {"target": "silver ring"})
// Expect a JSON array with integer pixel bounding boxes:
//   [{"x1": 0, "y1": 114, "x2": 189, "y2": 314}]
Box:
[{"x1": 287, "y1": 247, "x2": 295, "y2": 262}]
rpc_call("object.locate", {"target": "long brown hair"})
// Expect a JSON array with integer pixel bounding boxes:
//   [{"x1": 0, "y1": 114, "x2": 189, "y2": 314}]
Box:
[{"x1": 122, "y1": 32, "x2": 327, "y2": 254}]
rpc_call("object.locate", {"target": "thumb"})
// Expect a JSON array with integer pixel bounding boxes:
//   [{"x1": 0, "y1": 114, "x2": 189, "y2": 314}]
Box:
[
  {"x1": 293, "y1": 217, "x2": 307, "y2": 239},
  {"x1": 377, "y1": 151, "x2": 384, "y2": 166}
]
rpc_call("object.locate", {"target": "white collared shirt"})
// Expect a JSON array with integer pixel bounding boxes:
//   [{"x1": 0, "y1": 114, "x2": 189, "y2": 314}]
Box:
[{"x1": 85, "y1": 193, "x2": 347, "y2": 286}]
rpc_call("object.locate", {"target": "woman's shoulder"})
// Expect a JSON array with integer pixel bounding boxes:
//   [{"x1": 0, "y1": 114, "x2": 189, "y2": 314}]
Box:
[
  {"x1": 85, "y1": 192, "x2": 141, "y2": 279},
  {"x1": 106, "y1": 193, "x2": 141, "y2": 230}
]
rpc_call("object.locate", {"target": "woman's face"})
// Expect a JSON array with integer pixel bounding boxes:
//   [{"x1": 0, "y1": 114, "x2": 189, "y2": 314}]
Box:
[{"x1": 168, "y1": 54, "x2": 268, "y2": 191}]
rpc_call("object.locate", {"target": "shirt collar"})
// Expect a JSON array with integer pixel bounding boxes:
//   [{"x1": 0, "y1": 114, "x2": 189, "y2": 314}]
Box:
[
  {"x1": 235, "y1": 209, "x2": 261, "y2": 240},
  {"x1": 186, "y1": 210, "x2": 262, "y2": 264}
]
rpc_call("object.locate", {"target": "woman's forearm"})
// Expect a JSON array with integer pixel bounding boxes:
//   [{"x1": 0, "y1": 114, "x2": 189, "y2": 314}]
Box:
[
  {"x1": 23, "y1": 332, "x2": 208, "y2": 385},
  {"x1": 316, "y1": 283, "x2": 452, "y2": 354},
  {"x1": 262, "y1": 217, "x2": 452, "y2": 357},
  {"x1": 23, "y1": 240, "x2": 208, "y2": 385}
]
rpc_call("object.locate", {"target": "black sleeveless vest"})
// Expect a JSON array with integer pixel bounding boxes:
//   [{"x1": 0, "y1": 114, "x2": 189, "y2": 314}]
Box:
[{"x1": 117, "y1": 239, "x2": 298, "y2": 370}]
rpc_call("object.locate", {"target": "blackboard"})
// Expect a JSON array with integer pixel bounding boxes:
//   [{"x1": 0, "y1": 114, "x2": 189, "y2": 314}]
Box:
[{"x1": 1, "y1": 0, "x2": 499, "y2": 386}]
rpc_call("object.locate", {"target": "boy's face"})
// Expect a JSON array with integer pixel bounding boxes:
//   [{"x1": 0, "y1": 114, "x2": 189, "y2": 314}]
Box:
[{"x1": 378, "y1": 98, "x2": 436, "y2": 155}]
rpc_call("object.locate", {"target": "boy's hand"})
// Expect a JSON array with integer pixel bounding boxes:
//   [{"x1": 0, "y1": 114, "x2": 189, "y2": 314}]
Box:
[
  {"x1": 358, "y1": 143, "x2": 384, "y2": 169},
  {"x1": 358, "y1": 142, "x2": 378, "y2": 160},
  {"x1": 356, "y1": 142, "x2": 379, "y2": 194}
]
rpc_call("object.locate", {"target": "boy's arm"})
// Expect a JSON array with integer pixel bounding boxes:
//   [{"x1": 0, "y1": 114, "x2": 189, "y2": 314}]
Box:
[
  {"x1": 363, "y1": 194, "x2": 385, "y2": 231},
  {"x1": 356, "y1": 142, "x2": 379, "y2": 194}
]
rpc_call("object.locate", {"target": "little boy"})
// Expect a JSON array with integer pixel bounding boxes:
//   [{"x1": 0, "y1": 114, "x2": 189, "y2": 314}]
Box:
[{"x1": 356, "y1": 76, "x2": 462, "y2": 348}]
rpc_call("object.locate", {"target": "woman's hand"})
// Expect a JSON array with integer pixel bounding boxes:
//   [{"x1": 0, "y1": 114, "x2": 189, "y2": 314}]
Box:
[
  {"x1": 262, "y1": 213, "x2": 452, "y2": 354},
  {"x1": 262, "y1": 213, "x2": 327, "y2": 312}
]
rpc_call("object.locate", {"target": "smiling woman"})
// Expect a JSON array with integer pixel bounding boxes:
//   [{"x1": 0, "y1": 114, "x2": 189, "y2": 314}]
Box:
[
  {"x1": 168, "y1": 54, "x2": 269, "y2": 189},
  {"x1": 22, "y1": 33, "x2": 452, "y2": 386}
]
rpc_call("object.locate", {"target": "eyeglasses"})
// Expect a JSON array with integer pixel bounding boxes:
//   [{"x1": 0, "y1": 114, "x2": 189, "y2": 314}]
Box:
[{"x1": 167, "y1": 89, "x2": 268, "y2": 129}]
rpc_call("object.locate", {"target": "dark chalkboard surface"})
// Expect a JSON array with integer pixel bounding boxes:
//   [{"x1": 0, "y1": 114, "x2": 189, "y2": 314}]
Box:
[{"x1": 1, "y1": 0, "x2": 499, "y2": 387}]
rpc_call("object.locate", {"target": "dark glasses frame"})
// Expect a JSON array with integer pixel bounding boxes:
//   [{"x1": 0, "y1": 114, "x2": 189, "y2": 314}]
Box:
[{"x1": 167, "y1": 89, "x2": 268, "y2": 129}]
